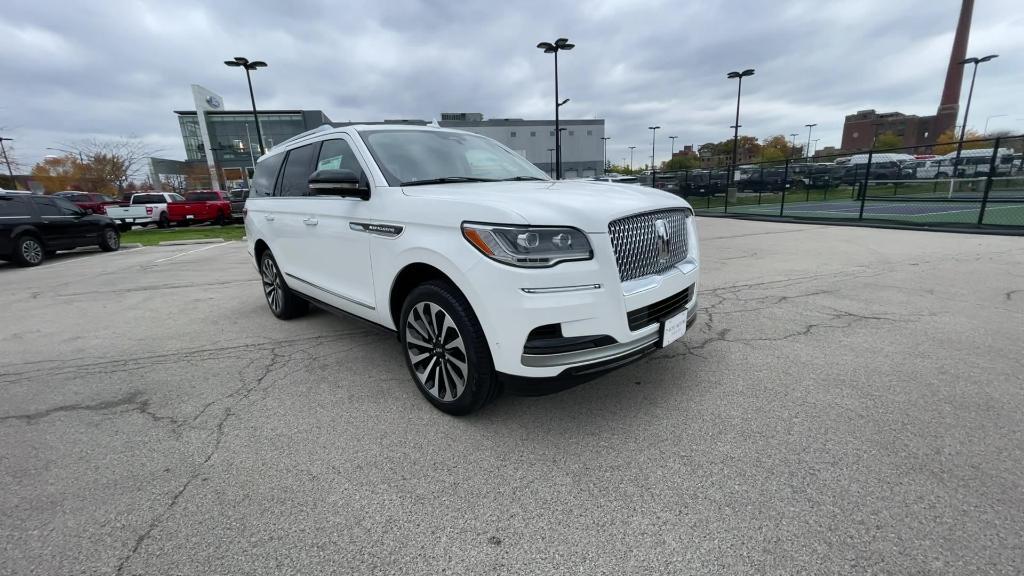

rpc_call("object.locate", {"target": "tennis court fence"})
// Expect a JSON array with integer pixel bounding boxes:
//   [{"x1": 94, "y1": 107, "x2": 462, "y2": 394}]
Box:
[{"x1": 656, "y1": 134, "x2": 1024, "y2": 232}]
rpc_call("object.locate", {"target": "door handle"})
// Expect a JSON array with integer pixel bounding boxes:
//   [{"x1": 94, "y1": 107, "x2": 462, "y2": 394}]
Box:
[
  {"x1": 303, "y1": 217, "x2": 318, "y2": 226},
  {"x1": 264, "y1": 214, "x2": 275, "y2": 221}
]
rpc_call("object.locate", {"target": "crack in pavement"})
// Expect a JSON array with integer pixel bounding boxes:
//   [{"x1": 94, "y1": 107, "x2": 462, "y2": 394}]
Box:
[{"x1": 0, "y1": 391, "x2": 179, "y2": 427}]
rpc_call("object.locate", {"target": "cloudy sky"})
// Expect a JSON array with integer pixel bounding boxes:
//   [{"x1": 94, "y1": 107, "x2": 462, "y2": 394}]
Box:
[{"x1": 2, "y1": 0, "x2": 1022, "y2": 169}]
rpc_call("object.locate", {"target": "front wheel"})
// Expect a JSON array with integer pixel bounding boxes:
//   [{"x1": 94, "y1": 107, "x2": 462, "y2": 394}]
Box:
[
  {"x1": 99, "y1": 227, "x2": 121, "y2": 252},
  {"x1": 259, "y1": 250, "x2": 308, "y2": 320},
  {"x1": 13, "y1": 235, "x2": 45, "y2": 267},
  {"x1": 400, "y1": 281, "x2": 500, "y2": 415}
]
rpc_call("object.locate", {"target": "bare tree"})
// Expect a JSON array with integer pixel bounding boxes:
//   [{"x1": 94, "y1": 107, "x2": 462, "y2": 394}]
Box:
[{"x1": 61, "y1": 136, "x2": 162, "y2": 192}]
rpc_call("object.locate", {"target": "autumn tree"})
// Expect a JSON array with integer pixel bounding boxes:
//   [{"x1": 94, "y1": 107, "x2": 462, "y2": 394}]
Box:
[
  {"x1": 30, "y1": 155, "x2": 86, "y2": 192},
  {"x1": 933, "y1": 128, "x2": 987, "y2": 155},
  {"x1": 760, "y1": 135, "x2": 799, "y2": 162},
  {"x1": 872, "y1": 131, "x2": 904, "y2": 150},
  {"x1": 61, "y1": 137, "x2": 162, "y2": 192}
]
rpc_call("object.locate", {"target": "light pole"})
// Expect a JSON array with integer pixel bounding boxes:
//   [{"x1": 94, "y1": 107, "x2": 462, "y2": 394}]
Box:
[
  {"x1": 648, "y1": 126, "x2": 660, "y2": 185},
  {"x1": 537, "y1": 38, "x2": 574, "y2": 179},
  {"x1": 954, "y1": 54, "x2": 998, "y2": 171},
  {"x1": 47, "y1": 146, "x2": 84, "y2": 163},
  {"x1": 600, "y1": 136, "x2": 611, "y2": 174},
  {"x1": 727, "y1": 69, "x2": 755, "y2": 186},
  {"x1": 244, "y1": 123, "x2": 258, "y2": 176},
  {"x1": 789, "y1": 133, "x2": 799, "y2": 158},
  {"x1": 0, "y1": 137, "x2": 16, "y2": 189},
  {"x1": 669, "y1": 135, "x2": 678, "y2": 157},
  {"x1": 983, "y1": 114, "x2": 1007, "y2": 135},
  {"x1": 224, "y1": 56, "x2": 268, "y2": 156},
  {"x1": 804, "y1": 123, "x2": 817, "y2": 162},
  {"x1": 811, "y1": 138, "x2": 820, "y2": 159},
  {"x1": 547, "y1": 148, "x2": 556, "y2": 178},
  {"x1": 628, "y1": 146, "x2": 636, "y2": 173}
]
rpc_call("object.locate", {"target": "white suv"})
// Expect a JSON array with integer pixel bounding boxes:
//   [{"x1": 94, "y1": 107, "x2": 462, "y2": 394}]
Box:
[{"x1": 245, "y1": 125, "x2": 700, "y2": 414}]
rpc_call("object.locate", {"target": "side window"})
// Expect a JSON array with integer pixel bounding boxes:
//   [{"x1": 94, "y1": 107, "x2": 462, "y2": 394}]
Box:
[
  {"x1": 54, "y1": 197, "x2": 85, "y2": 215},
  {"x1": 34, "y1": 198, "x2": 62, "y2": 217},
  {"x1": 278, "y1": 144, "x2": 318, "y2": 197},
  {"x1": 0, "y1": 197, "x2": 30, "y2": 217},
  {"x1": 252, "y1": 153, "x2": 285, "y2": 198},
  {"x1": 316, "y1": 139, "x2": 364, "y2": 181}
]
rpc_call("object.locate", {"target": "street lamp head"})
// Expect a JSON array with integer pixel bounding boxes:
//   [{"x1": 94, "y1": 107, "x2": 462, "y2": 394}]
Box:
[
  {"x1": 979, "y1": 54, "x2": 999, "y2": 63},
  {"x1": 728, "y1": 69, "x2": 755, "y2": 78},
  {"x1": 224, "y1": 60, "x2": 243, "y2": 67},
  {"x1": 558, "y1": 98, "x2": 570, "y2": 106},
  {"x1": 959, "y1": 57, "x2": 979, "y2": 65},
  {"x1": 233, "y1": 57, "x2": 249, "y2": 65},
  {"x1": 248, "y1": 60, "x2": 268, "y2": 69},
  {"x1": 554, "y1": 38, "x2": 573, "y2": 49},
  {"x1": 648, "y1": 126, "x2": 660, "y2": 130},
  {"x1": 536, "y1": 42, "x2": 556, "y2": 53},
  {"x1": 806, "y1": 123, "x2": 817, "y2": 128}
]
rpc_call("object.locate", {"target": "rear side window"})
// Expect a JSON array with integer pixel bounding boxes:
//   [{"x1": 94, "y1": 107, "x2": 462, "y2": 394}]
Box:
[
  {"x1": 132, "y1": 194, "x2": 164, "y2": 204},
  {"x1": 33, "y1": 197, "x2": 62, "y2": 216},
  {"x1": 53, "y1": 197, "x2": 85, "y2": 215},
  {"x1": 0, "y1": 196, "x2": 31, "y2": 217},
  {"x1": 277, "y1": 143, "x2": 318, "y2": 197},
  {"x1": 252, "y1": 153, "x2": 285, "y2": 198},
  {"x1": 186, "y1": 192, "x2": 219, "y2": 201}
]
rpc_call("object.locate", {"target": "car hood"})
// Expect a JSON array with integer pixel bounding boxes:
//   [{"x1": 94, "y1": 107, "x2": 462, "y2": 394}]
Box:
[{"x1": 401, "y1": 180, "x2": 689, "y2": 233}]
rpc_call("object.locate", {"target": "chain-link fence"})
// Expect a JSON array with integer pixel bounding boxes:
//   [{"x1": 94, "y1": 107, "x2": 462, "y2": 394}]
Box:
[{"x1": 654, "y1": 134, "x2": 1024, "y2": 231}]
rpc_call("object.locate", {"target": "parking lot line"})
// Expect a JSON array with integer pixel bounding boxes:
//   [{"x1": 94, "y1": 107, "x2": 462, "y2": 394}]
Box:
[{"x1": 152, "y1": 241, "x2": 233, "y2": 263}]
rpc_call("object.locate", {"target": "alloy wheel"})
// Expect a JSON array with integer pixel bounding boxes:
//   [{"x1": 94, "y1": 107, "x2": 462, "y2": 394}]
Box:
[
  {"x1": 261, "y1": 257, "x2": 283, "y2": 314},
  {"x1": 105, "y1": 229, "x2": 120, "y2": 249},
  {"x1": 21, "y1": 239, "x2": 43, "y2": 264},
  {"x1": 405, "y1": 302, "x2": 468, "y2": 402}
]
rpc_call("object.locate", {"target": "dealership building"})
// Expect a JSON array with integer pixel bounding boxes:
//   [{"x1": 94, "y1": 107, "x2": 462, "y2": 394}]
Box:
[{"x1": 150, "y1": 85, "x2": 606, "y2": 189}]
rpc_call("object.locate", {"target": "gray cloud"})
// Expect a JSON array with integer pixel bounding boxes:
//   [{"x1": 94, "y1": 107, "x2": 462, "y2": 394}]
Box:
[{"x1": 2, "y1": 0, "x2": 1021, "y2": 168}]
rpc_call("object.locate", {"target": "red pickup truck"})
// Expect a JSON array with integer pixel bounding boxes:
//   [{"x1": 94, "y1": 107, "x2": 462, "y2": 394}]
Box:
[{"x1": 166, "y1": 190, "x2": 232, "y2": 226}]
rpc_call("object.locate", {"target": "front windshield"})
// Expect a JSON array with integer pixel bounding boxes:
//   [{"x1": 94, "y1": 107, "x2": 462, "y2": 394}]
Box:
[{"x1": 360, "y1": 129, "x2": 549, "y2": 186}]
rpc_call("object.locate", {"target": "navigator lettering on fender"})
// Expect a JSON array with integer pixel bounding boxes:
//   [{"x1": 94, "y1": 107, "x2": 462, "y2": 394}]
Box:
[{"x1": 349, "y1": 222, "x2": 404, "y2": 238}]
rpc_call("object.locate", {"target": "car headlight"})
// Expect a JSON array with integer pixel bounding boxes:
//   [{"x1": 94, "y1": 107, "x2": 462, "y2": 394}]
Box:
[{"x1": 461, "y1": 223, "x2": 592, "y2": 268}]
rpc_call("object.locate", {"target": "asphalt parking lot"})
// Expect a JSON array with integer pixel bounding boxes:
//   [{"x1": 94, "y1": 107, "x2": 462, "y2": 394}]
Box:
[{"x1": 1, "y1": 219, "x2": 1022, "y2": 575}]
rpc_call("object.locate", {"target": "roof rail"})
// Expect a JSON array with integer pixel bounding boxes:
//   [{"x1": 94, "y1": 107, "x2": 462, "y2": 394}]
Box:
[{"x1": 273, "y1": 124, "x2": 334, "y2": 149}]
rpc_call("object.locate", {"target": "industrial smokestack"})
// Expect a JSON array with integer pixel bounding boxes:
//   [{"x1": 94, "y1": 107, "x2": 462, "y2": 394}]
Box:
[{"x1": 934, "y1": 0, "x2": 974, "y2": 139}]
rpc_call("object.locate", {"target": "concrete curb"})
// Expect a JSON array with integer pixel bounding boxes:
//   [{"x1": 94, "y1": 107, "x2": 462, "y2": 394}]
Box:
[
  {"x1": 158, "y1": 238, "x2": 227, "y2": 246},
  {"x1": 121, "y1": 243, "x2": 144, "y2": 249}
]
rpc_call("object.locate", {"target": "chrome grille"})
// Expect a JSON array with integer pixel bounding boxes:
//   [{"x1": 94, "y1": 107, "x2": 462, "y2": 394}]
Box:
[{"x1": 608, "y1": 209, "x2": 688, "y2": 282}]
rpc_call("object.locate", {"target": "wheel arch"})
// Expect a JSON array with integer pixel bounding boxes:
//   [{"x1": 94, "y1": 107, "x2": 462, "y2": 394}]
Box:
[
  {"x1": 253, "y1": 238, "x2": 270, "y2": 266},
  {"x1": 12, "y1": 225, "x2": 46, "y2": 246},
  {"x1": 389, "y1": 263, "x2": 464, "y2": 333}
]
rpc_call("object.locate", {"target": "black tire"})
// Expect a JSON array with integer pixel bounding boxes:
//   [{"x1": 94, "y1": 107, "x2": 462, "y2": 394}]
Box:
[
  {"x1": 13, "y1": 235, "x2": 45, "y2": 267},
  {"x1": 157, "y1": 213, "x2": 170, "y2": 229},
  {"x1": 99, "y1": 227, "x2": 121, "y2": 252},
  {"x1": 259, "y1": 250, "x2": 308, "y2": 320},
  {"x1": 214, "y1": 213, "x2": 225, "y2": 226},
  {"x1": 400, "y1": 280, "x2": 500, "y2": 415}
]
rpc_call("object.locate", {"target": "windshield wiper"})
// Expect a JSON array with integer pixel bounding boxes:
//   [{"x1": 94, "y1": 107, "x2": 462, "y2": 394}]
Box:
[
  {"x1": 499, "y1": 176, "x2": 547, "y2": 181},
  {"x1": 400, "y1": 177, "x2": 496, "y2": 186}
]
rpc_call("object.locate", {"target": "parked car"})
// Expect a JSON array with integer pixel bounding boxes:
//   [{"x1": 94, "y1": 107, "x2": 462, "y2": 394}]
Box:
[
  {"x1": 229, "y1": 188, "x2": 250, "y2": 220},
  {"x1": 0, "y1": 192, "x2": 121, "y2": 267},
  {"x1": 104, "y1": 191, "x2": 183, "y2": 231},
  {"x1": 738, "y1": 166, "x2": 789, "y2": 192},
  {"x1": 245, "y1": 125, "x2": 700, "y2": 415},
  {"x1": 53, "y1": 191, "x2": 120, "y2": 215},
  {"x1": 167, "y1": 190, "x2": 232, "y2": 226}
]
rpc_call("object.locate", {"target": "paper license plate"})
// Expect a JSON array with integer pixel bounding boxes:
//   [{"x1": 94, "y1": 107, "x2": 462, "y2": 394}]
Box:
[{"x1": 660, "y1": 310, "x2": 687, "y2": 347}]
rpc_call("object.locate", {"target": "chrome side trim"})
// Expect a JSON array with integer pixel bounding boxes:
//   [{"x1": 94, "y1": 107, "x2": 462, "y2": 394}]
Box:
[
  {"x1": 349, "y1": 221, "x2": 404, "y2": 238},
  {"x1": 285, "y1": 273, "x2": 375, "y2": 310},
  {"x1": 521, "y1": 331, "x2": 660, "y2": 368},
  {"x1": 520, "y1": 284, "x2": 602, "y2": 294}
]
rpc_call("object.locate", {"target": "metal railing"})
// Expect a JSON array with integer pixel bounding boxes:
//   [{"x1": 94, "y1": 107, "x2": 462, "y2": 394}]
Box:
[{"x1": 649, "y1": 134, "x2": 1024, "y2": 232}]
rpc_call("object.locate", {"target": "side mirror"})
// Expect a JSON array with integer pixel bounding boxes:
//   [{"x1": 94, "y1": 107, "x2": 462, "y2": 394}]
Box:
[{"x1": 308, "y1": 169, "x2": 370, "y2": 199}]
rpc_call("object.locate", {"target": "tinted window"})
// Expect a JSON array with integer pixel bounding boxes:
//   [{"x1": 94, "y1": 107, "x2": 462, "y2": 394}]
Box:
[
  {"x1": 53, "y1": 197, "x2": 85, "y2": 215},
  {"x1": 0, "y1": 196, "x2": 31, "y2": 217},
  {"x1": 132, "y1": 194, "x2": 165, "y2": 204},
  {"x1": 33, "y1": 197, "x2": 62, "y2": 216},
  {"x1": 186, "y1": 192, "x2": 219, "y2": 201},
  {"x1": 252, "y1": 153, "x2": 285, "y2": 198},
  {"x1": 317, "y1": 139, "x2": 364, "y2": 181},
  {"x1": 278, "y1": 143, "x2": 318, "y2": 197},
  {"x1": 168, "y1": 193, "x2": 185, "y2": 202}
]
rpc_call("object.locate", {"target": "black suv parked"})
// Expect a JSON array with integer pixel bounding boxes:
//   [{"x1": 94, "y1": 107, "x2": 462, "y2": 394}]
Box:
[{"x1": 0, "y1": 192, "x2": 121, "y2": 267}]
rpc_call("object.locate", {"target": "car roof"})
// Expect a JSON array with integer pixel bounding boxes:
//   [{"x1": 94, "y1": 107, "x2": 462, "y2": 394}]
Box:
[{"x1": 262, "y1": 124, "x2": 480, "y2": 160}]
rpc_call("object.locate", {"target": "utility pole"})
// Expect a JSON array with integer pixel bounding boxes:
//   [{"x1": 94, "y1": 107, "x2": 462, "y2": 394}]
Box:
[{"x1": 0, "y1": 137, "x2": 16, "y2": 190}]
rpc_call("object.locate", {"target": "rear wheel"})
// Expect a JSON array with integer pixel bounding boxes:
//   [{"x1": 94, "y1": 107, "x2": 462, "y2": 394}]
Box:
[
  {"x1": 259, "y1": 250, "x2": 308, "y2": 319},
  {"x1": 99, "y1": 227, "x2": 120, "y2": 252},
  {"x1": 157, "y1": 213, "x2": 170, "y2": 229},
  {"x1": 13, "y1": 235, "x2": 45, "y2": 267},
  {"x1": 214, "y1": 213, "x2": 225, "y2": 226},
  {"x1": 401, "y1": 281, "x2": 499, "y2": 415}
]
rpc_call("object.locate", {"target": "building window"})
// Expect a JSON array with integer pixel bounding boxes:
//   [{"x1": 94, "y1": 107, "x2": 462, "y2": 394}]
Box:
[
  {"x1": 587, "y1": 130, "x2": 592, "y2": 136},
  {"x1": 530, "y1": 131, "x2": 536, "y2": 137},
  {"x1": 233, "y1": 139, "x2": 246, "y2": 152},
  {"x1": 510, "y1": 131, "x2": 517, "y2": 138},
  {"x1": 568, "y1": 130, "x2": 575, "y2": 136},
  {"x1": 550, "y1": 130, "x2": 555, "y2": 137}
]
